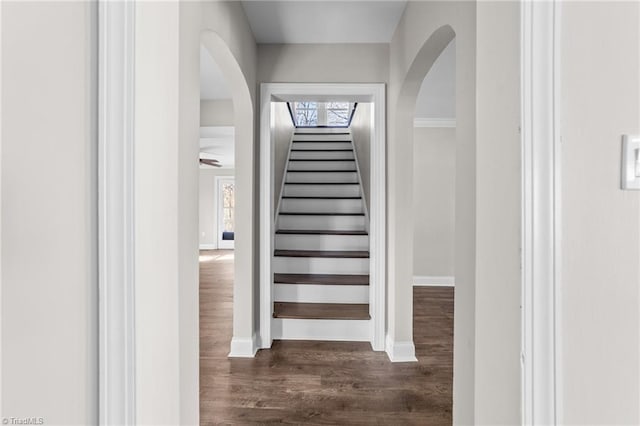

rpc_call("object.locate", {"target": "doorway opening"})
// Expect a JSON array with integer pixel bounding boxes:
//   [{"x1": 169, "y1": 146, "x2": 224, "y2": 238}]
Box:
[
  {"x1": 259, "y1": 83, "x2": 386, "y2": 352},
  {"x1": 411, "y1": 37, "x2": 457, "y2": 330}
]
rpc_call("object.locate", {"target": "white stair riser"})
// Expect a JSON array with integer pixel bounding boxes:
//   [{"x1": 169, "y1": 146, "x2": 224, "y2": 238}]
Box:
[
  {"x1": 293, "y1": 134, "x2": 352, "y2": 141},
  {"x1": 272, "y1": 318, "x2": 370, "y2": 341},
  {"x1": 283, "y1": 184, "x2": 360, "y2": 197},
  {"x1": 286, "y1": 171, "x2": 358, "y2": 183},
  {"x1": 291, "y1": 142, "x2": 352, "y2": 150},
  {"x1": 290, "y1": 151, "x2": 354, "y2": 160},
  {"x1": 273, "y1": 256, "x2": 369, "y2": 275},
  {"x1": 274, "y1": 284, "x2": 369, "y2": 304},
  {"x1": 278, "y1": 214, "x2": 365, "y2": 231},
  {"x1": 288, "y1": 160, "x2": 356, "y2": 171},
  {"x1": 275, "y1": 234, "x2": 369, "y2": 251},
  {"x1": 280, "y1": 198, "x2": 363, "y2": 214},
  {"x1": 295, "y1": 128, "x2": 350, "y2": 135}
]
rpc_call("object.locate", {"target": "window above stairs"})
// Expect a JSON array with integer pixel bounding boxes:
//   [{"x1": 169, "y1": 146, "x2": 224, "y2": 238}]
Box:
[{"x1": 289, "y1": 101, "x2": 357, "y2": 127}]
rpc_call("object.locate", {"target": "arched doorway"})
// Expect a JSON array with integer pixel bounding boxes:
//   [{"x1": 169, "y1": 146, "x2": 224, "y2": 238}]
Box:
[{"x1": 200, "y1": 31, "x2": 256, "y2": 358}]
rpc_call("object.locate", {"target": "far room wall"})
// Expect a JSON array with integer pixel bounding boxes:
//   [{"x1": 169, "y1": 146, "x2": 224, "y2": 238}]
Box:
[
  {"x1": 199, "y1": 167, "x2": 236, "y2": 248},
  {"x1": 413, "y1": 126, "x2": 455, "y2": 279}
]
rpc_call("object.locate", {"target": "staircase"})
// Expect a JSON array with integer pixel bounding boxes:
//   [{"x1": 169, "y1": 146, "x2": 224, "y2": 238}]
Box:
[{"x1": 272, "y1": 127, "x2": 371, "y2": 341}]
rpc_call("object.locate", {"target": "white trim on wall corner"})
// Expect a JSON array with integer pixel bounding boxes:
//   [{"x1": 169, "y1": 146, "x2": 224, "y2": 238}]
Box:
[
  {"x1": 413, "y1": 118, "x2": 456, "y2": 128},
  {"x1": 413, "y1": 276, "x2": 455, "y2": 287},
  {"x1": 521, "y1": 0, "x2": 561, "y2": 424},
  {"x1": 385, "y1": 335, "x2": 418, "y2": 363},
  {"x1": 98, "y1": 1, "x2": 136, "y2": 424}
]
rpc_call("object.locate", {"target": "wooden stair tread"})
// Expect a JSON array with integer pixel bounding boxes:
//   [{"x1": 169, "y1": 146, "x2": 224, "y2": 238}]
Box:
[
  {"x1": 273, "y1": 302, "x2": 370, "y2": 320},
  {"x1": 279, "y1": 212, "x2": 364, "y2": 216},
  {"x1": 282, "y1": 196, "x2": 362, "y2": 199},
  {"x1": 274, "y1": 273, "x2": 369, "y2": 286},
  {"x1": 289, "y1": 159, "x2": 355, "y2": 161},
  {"x1": 295, "y1": 132, "x2": 350, "y2": 135},
  {"x1": 290, "y1": 149, "x2": 352, "y2": 152},
  {"x1": 284, "y1": 182, "x2": 358, "y2": 185},
  {"x1": 274, "y1": 250, "x2": 369, "y2": 258},
  {"x1": 287, "y1": 170, "x2": 358, "y2": 172},
  {"x1": 293, "y1": 140, "x2": 351, "y2": 143},
  {"x1": 276, "y1": 230, "x2": 367, "y2": 235}
]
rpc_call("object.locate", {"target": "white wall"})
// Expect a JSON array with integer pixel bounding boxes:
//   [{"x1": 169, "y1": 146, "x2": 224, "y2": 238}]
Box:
[
  {"x1": 273, "y1": 102, "x2": 295, "y2": 210},
  {"x1": 350, "y1": 103, "x2": 372, "y2": 213},
  {"x1": 1, "y1": 2, "x2": 97, "y2": 424},
  {"x1": 200, "y1": 99, "x2": 233, "y2": 127},
  {"x1": 415, "y1": 39, "x2": 456, "y2": 120},
  {"x1": 258, "y1": 43, "x2": 389, "y2": 83},
  {"x1": 135, "y1": 3, "x2": 182, "y2": 423},
  {"x1": 560, "y1": 2, "x2": 640, "y2": 423},
  {"x1": 199, "y1": 168, "x2": 235, "y2": 247},
  {"x1": 475, "y1": 2, "x2": 521, "y2": 423},
  {"x1": 412, "y1": 127, "x2": 455, "y2": 277}
]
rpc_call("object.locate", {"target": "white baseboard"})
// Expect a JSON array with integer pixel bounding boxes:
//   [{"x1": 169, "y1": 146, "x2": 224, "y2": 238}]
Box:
[
  {"x1": 272, "y1": 318, "x2": 370, "y2": 342},
  {"x1": 199, "y1": 244, "x2": 217, "y2": 250},
  {"x1": 228, "y1": 334, "x2": 258, "y2": 358},
  {"x1": 385, "y1": 334, "x2": 418, "y2": 362},
  {"x1": 413, "y1": 276, "x2": 455, "y2": 287}
]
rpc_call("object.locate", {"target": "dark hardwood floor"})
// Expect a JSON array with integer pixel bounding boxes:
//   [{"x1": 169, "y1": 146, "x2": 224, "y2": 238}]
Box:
[{"x1": 200, "y1": 250, "x2": 454, "y2": 425}]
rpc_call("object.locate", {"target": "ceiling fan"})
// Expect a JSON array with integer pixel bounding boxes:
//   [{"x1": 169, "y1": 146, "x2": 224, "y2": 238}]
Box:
[{"x1": 199, "y1": 158, "x2": 222, "y2": 167}]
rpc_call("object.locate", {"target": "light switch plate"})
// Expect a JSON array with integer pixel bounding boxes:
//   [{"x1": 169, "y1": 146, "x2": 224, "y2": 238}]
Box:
[{"x1": 622, "y1": 135, "x2": 640, "y2": 190}]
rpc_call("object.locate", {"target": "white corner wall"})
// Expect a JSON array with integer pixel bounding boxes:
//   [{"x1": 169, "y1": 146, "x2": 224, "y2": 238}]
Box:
[
  {"x1": 273, "y1": 102, "x2": 295, "y2": 209},
  {"x1": 1, "y1": 2, "x2": 98, "y2": 424},
  {"x1": 412, "y1": 127, "x2": 455, "y2": 278},
  {"x1": 135, "y1": 1, "x2": 257, "y2": 424},
  {"x1": 560, "y1": 2, "x2": 640, "y2": 423},
  {"x1": 200, "y1": 99, "x2": 233, "y2": 127},
  {"x1": 258, "y1": 44, "x2": 389, "y2": 83},
  {"x1": 475, "y1": 2, "x2": 522, "y2": 423},
  {"x1": 351, "y1": 103, "x2": 372, "y2": 213},
  {"x1": 199, "y1": 168, "x2": 236, "y2": 247}
]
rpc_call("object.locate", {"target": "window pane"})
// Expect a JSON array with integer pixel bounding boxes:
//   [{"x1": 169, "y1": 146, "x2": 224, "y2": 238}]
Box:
[
  {"x1": 222, "y1": 183, "x2": 234, "y2": 232},
  {"x1": 294, "y1": 101, "x2": 318, "y2": 126},
  {"x1": 326, "y1": 102, "x2": 350, "y2": 126}
]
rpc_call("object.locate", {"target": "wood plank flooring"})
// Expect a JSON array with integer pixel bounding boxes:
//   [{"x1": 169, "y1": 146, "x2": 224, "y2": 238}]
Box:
[{"x1": 200, "y1": 250, "x2": 454, "y2": 425}]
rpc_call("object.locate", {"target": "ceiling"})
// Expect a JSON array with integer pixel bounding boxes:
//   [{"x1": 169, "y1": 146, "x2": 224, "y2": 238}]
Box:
[
  {"x1": 240, "y1": 1, "x2": 407, "y2": 44},
  {"x1": 200, "y1": 0, "x2": 454, "y2": 134}
]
